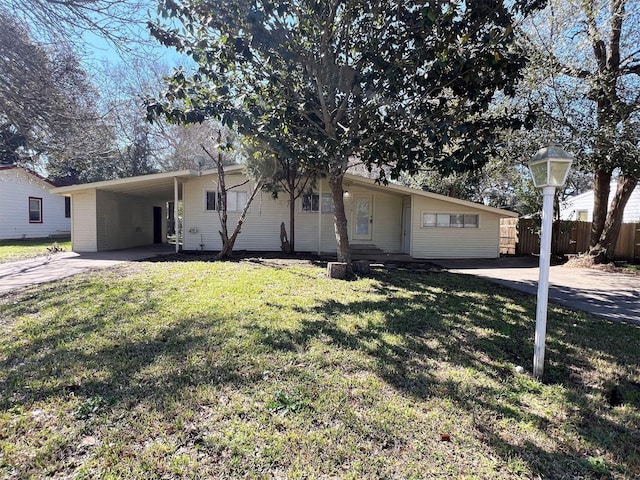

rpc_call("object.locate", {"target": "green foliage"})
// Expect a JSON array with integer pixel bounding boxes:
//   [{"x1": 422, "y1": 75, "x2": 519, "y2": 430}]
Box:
[
  {"x1": 0, "y1": 13, "x2": 107, "y2": 171},
  {"x1": 73, "y1": 396, "x2": 106, "y2": 419},
  {"x1": 147, "y1": 0, "x2": 544, "y2": 262},
  {"x1": 266, "y1": 389, "x2": 310, "y2": 416},
  {"x1": 147, "y1": 0, "x2": 542, "y2": 178},
  {"x1": 585, "y1": 455, "x2": 609, "y2": 475}
]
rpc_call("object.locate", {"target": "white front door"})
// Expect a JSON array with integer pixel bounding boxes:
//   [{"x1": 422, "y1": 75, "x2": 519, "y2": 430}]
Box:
[{"x1": 352, "y1": 195, "x2": 373, "y2": 241}]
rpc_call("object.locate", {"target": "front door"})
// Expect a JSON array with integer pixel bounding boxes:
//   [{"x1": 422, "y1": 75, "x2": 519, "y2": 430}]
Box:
[
  {"x1": 153, "y1": 206, "x2": 162, "y2": 244},
  {"x1": 352, "y1": 195, "x2": 373, "y2": 241}
]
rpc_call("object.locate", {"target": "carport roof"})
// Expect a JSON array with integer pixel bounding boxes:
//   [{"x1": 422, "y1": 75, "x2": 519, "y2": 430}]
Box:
[{"x1": 50, "y1": 166, "x2": 245, "y2": 200}]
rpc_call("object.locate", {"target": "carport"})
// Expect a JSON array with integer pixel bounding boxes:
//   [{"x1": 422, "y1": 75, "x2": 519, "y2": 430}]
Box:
[{"x1": 51, "y1": 170, "x2": 198, "y2": 253}]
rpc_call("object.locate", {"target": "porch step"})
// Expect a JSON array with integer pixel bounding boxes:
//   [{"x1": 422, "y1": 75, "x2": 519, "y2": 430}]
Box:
[{"x1": 350, "y1": 244, "x2": 385, "y2": 256}]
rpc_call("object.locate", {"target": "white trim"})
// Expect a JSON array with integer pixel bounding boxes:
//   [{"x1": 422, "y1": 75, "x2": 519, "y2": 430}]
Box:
[
  {"x1": 174, "y1": 177, "x2": 179, "y2": 253},
  {"x1": 51, "y1": 169, "x2": 198, "y2": 194},
  {"x1": 317, "y1": 182, "x2": 322, "y2": 255},
  {"x1": 343, "y1": 173, "x2": 518, "y2": 218},
  {"x1": 51, "y1": 166, "x2": 517, "y2": 220}
]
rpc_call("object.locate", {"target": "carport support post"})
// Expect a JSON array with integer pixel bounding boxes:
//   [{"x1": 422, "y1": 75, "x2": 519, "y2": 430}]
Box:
[
  {"x1": 533, "y1": 186, "x2": 555, "y2": 379},
  {"x1": 174, "y1": 177, "x2": 179, "y2": 253}
]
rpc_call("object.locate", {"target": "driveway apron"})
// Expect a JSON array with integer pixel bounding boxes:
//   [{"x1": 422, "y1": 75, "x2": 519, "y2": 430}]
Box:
[
  {"x1": 0, "y1": 245, "x2": 174, "y2": 296},
  {"x1": 435, "y1": 258, "x2": 640, "y2": 325}
]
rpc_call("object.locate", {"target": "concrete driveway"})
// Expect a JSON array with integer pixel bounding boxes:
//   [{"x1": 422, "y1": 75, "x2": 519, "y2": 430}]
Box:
[
  {"x1": 0, "y1": 245, "x2": 175, "y2": 296},
  {"x1": 435, "y1": 257, "x2": 640, "y2": 325}
]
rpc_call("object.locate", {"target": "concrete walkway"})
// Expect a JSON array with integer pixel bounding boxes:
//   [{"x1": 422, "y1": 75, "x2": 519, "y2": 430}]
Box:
[
  {"x1": 434, "y1": 257, "x2": 640, "y2": 325},
  {"x1": 0, "y1": 245, "x2": 175, "y2": 296}
]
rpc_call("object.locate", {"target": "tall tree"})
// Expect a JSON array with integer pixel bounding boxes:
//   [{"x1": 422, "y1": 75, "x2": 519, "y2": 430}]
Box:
[
  {"x1": 522, "y1": 0, "x2": 640, "y2": 263},
  {"x1": 0, "y1": 13, "x2": 112, "y2": 171},
  {"x1": 148, "y1": 0, "x2": 541, "y2": 267},
  {"x1": 2, "y1": 0, "x2": 155, "y2": 53}
]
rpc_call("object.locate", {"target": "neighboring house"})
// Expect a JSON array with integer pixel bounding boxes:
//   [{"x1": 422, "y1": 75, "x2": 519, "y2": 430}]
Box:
[
  {"x1": 51, "y1": 165, "x2": 518, "y2": 258},
  {"x1": 0, "y1": 165, "x2": 71, "y2": 240},
  {"x1": 560, "y1": 181, "x2": 640, "y2": 223}
]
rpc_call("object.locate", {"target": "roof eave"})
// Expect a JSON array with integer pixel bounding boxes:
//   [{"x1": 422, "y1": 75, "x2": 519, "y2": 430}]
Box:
[
  {"x1": 50, "y1": 169, "x2": 199, "y2": 195},
  {"x1": 344, "y1": 173, "x2": 519, "y2": 217}
]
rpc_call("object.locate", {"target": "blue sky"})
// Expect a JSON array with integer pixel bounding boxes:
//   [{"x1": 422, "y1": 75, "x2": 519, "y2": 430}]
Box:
[{"x1": 80, "y1": 19, "x2": 191, "y2": 71}]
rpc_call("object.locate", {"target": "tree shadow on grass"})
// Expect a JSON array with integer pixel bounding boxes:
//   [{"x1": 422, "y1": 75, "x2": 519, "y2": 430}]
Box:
[
  {"x1": 1, "y1": 264, "x2": 638, "y2": 478},
  {"x1": 1, "y1": 281, "x2": 254, "y2": 417},
  {"x1": 243, "y1": 267, "x2": 640, "y2": 477}
]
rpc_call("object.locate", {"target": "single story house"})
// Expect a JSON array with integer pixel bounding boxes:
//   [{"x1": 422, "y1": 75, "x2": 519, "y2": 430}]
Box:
[
  {"x1": 0, "y1": 165, "x2": 71, "y2": 240},
  {"x1": 51, "y1": 165, "x2": 518, "y2": 259},
  {"x1": 560, "y1": 181, "x2": 640, "y2": 223}
]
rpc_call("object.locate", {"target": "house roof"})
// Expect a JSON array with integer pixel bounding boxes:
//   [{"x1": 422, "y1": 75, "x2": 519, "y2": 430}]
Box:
[
  {"x1": 563, "y1": 180, "x2": 640, "y2": 205},
  {"x1": 0, "y1": 165, "x2": 58, "y2": 187},
  {"x1": 51, "y1": 165, "x2": 517, "y2": 217}
]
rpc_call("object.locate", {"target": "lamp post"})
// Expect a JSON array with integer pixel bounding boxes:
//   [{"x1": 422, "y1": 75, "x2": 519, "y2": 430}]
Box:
[{"x1": 528, "y1": 144, "x2": 574, "y2": 379}]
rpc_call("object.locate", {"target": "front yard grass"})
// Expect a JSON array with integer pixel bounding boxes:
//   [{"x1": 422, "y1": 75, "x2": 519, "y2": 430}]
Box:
[
  {"x1": 0, "y1": 238, "x2": 71, "y2": 263},
  {"x1": 1, "y1": 259, "x2": 638, "y2": 478}
]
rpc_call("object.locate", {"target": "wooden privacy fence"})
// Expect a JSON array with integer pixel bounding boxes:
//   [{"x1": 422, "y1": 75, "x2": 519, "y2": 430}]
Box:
[{"x1": 500, "y1": 219, "x2": 640, "y2": 262}]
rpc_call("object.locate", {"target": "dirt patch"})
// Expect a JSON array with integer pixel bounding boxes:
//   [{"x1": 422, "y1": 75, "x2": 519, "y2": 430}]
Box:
[
  {"x1": 140, "y1": 251, "x2": 329, "y2": 267},
  {"x1": 140, "y1": 251, "x2": 442, "y2": 272},
  {"x1": 565, "y1": 254, "x2": 640, "y2": 276}
]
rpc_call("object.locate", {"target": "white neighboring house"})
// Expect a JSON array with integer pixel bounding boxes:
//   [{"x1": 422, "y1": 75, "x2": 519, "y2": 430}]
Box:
[
  {"x1": 51, "y1": 165, "x2": 518, "y2": 258},
  {"x1": 560, "y1": 181, "x2": 640, "y2": 223},
  {"x1": 0, "y1": 165, "x2": 71, "y2": 240}
]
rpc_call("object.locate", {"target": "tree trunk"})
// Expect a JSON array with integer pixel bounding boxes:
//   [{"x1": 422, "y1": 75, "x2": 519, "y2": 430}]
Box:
[
  {"x1": 590, "y1": 169, "x2": 612, "y2": 247},
  {"x1": 328, "y1": 173, "x2": 351, "y2": 268},
  {"x1": 589, "y1": 175, "x2": 638, "y2": 264},
  {"x1": 216, "y1": 180, "x2": 262, "y2": 259}
]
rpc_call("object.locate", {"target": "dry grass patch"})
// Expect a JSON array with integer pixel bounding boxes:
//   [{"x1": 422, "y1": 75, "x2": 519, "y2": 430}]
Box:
[
  {"x1": 0, "y1": 260, "x2": 639, "y2": 478},
  {"x1": 565, "y1": 253, "x2": 640, "y2": 275}
]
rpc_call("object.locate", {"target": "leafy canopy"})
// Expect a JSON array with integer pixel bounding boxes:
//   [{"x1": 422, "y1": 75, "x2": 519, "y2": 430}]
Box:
[{"x1": 148, "y1": 0, "x2": 543, "y2": 180}]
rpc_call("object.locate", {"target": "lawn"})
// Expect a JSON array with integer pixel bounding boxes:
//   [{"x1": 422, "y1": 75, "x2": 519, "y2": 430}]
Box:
[
  {"x1": 0, "y1": 259, "x2": 638, "y2": 479},
  {"x1": 0, "y1": 238, "x2": 71, "y2": 263}
]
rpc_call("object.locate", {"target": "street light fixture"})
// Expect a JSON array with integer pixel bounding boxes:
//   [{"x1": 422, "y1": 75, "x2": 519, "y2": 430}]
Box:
[{"x1": 528, "y1": 143, "x2": 574, "y2": 379}]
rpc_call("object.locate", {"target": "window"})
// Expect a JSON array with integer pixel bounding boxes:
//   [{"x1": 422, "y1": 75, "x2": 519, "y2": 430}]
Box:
[
  {"x1": 422, "y1": 213, "x2": 478, "y2": 228},
  {"x1": 226, "y1": 191, "x2": 248, "y2": 212},
  {"x1": 64, "y1": 197, "x2": 71, "y2": 218},
  {"x1": 205, "y1": 190, "x2": 217, "y2": 211},
  {"x1": 29, "y1": 197, "x2": 43, "y2": 223},
  {"x1": 464, "y1": 214, "x2": 478, "y2": 228},
  {"x1": 577, "y1": 210, "x2": 588, "y2": 221},
  {"x1": 302, "y1": 193, "x2": 334, "y2": 213},
  {"x1": 205, "y1": 190, "x2": 248, "y2": 212}
]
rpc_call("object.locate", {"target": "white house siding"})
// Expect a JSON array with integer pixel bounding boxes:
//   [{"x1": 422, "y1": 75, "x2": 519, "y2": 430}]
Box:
[
  {"x1": 70, "y1": 191, "x2": 97, "y2": 252},
  {"x1": 411, "y1": 196, "x2": 502, "y2": 259},
  {"x1": 280, "y1": 179, "x2": 404, "y2": 253},
  {"x1": 560, "y1": 184, "x2": 640, "y2": 223},
  {"x1": 182, "y1": 175, "x2": 405, "y2": 253},
  {"x1": 290, "y1": 178, "x2": 332, "y2": 252},
  {"x1": 95, "y1": 190, "x2": 164, "y2": 251},
  {"x1": 182, "y1": 173, "x2": 287, "y2": 251},
  {"x1": 0, "y1": 168, "x2": 70, "y2": 239},
  {"x1": 57, "y1": 169, "x2": 512, "y2": 257}
]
